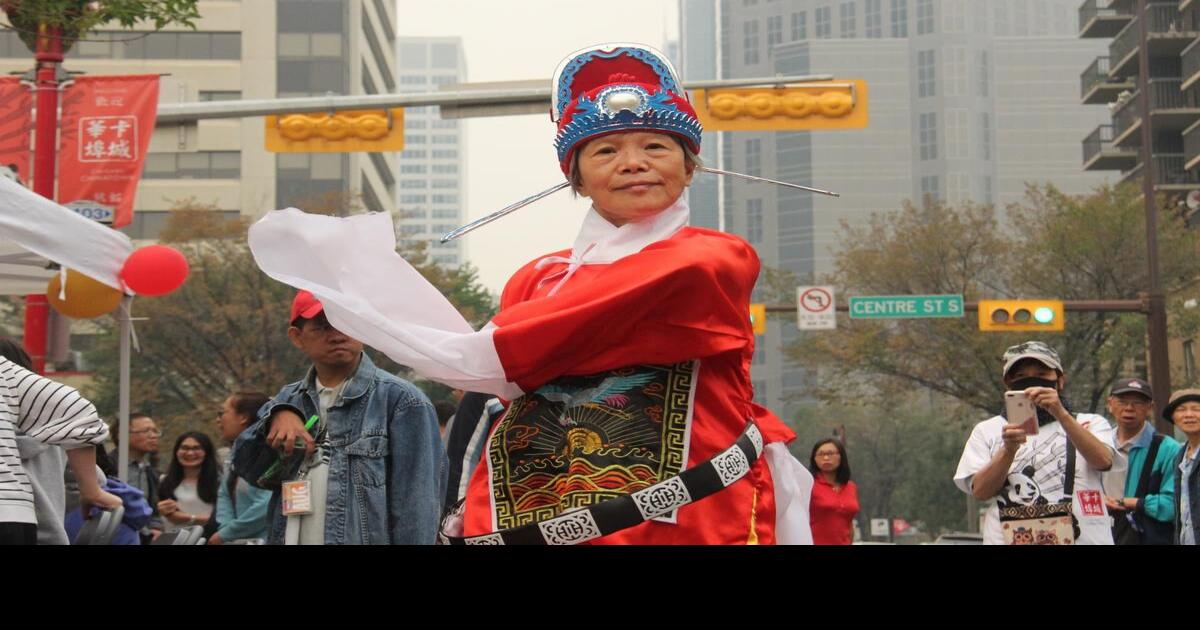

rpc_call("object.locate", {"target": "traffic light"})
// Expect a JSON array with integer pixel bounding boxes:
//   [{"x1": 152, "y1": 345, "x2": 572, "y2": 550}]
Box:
[
  {"x1": 691, "y1": 80, "x2": 869, "y2": 132},
  {"x1": 978, "y1": 300, "x2": 1065, "y2": 332},
  {"x1": 265, "y1": 108, "x2": 405, "y2": 153},
  {"x1": 749, "y1": 303, "x2": 767, "y2": 335}
]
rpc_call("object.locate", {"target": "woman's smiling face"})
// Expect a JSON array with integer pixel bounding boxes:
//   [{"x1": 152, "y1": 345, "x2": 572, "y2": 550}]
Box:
[{"x1": 574, "y1": 131, "x2": 695, "y2": 226}]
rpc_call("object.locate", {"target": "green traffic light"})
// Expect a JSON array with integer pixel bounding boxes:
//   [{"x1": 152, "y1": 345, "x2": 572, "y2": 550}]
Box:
[{"x1": 1034, "y1": 307, "x2": 1055, "y2": 324}]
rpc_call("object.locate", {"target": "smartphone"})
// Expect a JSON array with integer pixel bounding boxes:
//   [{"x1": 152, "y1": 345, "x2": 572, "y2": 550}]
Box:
[{"x1": 1005, "y1": 390, "x2": 1039, "y2": 436}]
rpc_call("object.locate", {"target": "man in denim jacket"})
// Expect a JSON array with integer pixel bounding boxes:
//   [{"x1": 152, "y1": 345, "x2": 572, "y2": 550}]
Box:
[{"x1": 233, "y1": 291, "x2": 446, "y2": 544}]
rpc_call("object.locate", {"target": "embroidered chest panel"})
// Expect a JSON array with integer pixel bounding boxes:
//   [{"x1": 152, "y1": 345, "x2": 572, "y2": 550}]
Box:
[{"x1": 488, "y1": 361, "x2": 698, "y2": 530}]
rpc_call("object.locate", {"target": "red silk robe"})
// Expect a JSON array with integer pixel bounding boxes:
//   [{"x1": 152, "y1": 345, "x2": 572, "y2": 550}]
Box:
[{"x1": 462, "y1": 227, "x2": 796, "y2": 544}]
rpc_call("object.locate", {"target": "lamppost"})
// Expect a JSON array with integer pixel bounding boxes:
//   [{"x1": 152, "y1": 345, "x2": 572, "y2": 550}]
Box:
[
  {"x1": 1135, "y1": 0, "x2": 1174, "y2": 433},
  {"x1": 20, "y1": 21, "x2": 65, "y2": 374}
]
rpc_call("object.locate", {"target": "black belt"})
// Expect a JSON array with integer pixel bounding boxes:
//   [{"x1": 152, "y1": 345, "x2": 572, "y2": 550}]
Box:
[{"x1": 439, "y1": 420, "x2": 765, "y2": 545}]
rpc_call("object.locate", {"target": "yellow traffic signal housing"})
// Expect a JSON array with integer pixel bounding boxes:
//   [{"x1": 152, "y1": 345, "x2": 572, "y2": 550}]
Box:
[
  {"x1": 978, "y1": 300, "x2": 1065, "y2": 332},
  {"x1": 692, "y1": 80, "x2": 868, "y2": 132},
  {"x1": 749, "y1": 303, "x2": 767, "y2": 335},
  {"x1": 265, "y1": 108, "x2": 405, "y2": 153}
]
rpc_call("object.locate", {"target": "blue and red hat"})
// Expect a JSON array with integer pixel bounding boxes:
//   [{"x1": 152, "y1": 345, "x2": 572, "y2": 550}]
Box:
[{"x1": 551, "y1": 43, "x2": 702, "y2": 175}]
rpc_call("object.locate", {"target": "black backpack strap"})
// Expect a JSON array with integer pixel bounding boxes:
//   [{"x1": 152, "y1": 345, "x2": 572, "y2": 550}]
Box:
[
  {"x1": 1133, "y1": 433, "x2": 1164, "y2": 500},
  {"x1": 1063, "y1": 437, "x2": 1077, "y2": 497}
]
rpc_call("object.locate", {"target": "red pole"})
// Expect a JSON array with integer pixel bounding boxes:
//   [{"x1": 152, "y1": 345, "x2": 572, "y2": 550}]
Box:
[{"x1": 23, "y1": 22, "x2": 64, "y2": 374}]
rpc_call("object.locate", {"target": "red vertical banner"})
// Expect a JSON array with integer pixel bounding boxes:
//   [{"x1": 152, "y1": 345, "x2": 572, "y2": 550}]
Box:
[
  {"x1": 0, "y1": 77, "x2": 33, "y2": 188},
  {"x1": 58, "y1": 75, "x2": 159, "y2": 228}
]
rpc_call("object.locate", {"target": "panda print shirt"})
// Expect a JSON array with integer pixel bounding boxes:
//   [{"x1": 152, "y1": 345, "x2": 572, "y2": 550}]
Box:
[{"x1": 954, "y1": 413, "x2": 1126, "y2": 545}]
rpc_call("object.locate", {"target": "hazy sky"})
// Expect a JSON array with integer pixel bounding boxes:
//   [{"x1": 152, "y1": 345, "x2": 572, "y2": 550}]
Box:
[{"x1": 395, "y1": 0, "x2": 681, "y2": 294}]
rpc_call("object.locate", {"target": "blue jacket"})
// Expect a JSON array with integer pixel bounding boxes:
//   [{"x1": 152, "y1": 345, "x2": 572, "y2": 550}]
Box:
[
  {"x1": 1175, "y1": 445, "x2": 1200, "y2": 545},
  {"x1": 214, "y1": 456, "x2": 272, "y2": 542},
  {"x1": 233, "y1": 353, "x2": 447, "y2": 545}
]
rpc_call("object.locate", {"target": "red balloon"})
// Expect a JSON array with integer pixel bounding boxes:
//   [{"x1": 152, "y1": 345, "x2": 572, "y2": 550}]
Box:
[{"x1": 120, "y1": 245, "x2": 190, "y2": 296}]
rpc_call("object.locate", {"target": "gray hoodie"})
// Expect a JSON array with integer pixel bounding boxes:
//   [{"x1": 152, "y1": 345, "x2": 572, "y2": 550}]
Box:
[{"x1": 14, "y1": 436, "x2": 69, "y2": 545}]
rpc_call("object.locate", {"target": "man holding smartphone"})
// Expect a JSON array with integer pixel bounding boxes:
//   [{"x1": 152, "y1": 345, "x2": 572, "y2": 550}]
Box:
[
  {"x1": 954, "y1": 341, "x2": 1125, "y2": 544},
  {"x1": 1102, "y1": 378, "x2": 1180, "y2": 545}
]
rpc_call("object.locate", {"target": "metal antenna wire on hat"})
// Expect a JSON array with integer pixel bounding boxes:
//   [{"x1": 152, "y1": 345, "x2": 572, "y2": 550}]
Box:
[
  {"x1": 439, "y1": 169, "x2": 838, "y2": 242},
  {"x1": 440, "y1": 182, "x2": 570, "y2": 243},
  {"x1": 697, "y1": 166, "x2": 840, "y2": 197}
]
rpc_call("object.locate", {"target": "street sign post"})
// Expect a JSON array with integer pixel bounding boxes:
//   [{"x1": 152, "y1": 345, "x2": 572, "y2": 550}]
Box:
[
  {"x1": 848, "y1": 294, "x2": 964, "y2": 319},
  {"x1": 797, "y1": 286, "x2": 837, "y2": 330}
]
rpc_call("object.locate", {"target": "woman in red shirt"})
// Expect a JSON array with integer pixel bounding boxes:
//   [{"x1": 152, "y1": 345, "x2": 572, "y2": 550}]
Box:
[{"x1": 809, "y1": 439, "x2": 859, "y2": 545}]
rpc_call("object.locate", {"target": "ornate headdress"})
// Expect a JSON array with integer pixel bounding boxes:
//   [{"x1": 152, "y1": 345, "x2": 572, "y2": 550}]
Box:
[
  {"x1": 437, "y1": 43, "x2": 838, "y2": 243},
  {"x1": 551, "y1": 43, "x2": 701, "y2": 174}
]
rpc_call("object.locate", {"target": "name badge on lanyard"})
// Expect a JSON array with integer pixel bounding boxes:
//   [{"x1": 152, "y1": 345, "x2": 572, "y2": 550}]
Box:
[{"x1": 282, "y1": 479, "x2": 314, "y2": 516}]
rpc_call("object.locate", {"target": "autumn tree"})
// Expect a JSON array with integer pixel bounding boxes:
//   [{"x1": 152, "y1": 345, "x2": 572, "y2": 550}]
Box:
[
  {"x1": 790, "y1": 393, "x2": 975, "y2": 536},
  {"x1": 788, "y1": 183, "x2": 1200, "y2": 416}
]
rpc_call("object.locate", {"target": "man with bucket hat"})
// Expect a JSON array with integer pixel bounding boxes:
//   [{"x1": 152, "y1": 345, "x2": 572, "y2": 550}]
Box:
[
  {"x1": 1165, "y1": 388, "x2": 1200, "y2": 544},
  {"x1": 954, "y1": 341, "x2": 1124, "y2": 544}
]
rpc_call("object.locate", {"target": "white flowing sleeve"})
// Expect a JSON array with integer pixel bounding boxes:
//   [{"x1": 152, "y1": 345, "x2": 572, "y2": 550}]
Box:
[
  {"x1": 248, "y1": 208, "x2": 523, "y2": 399},
  {"x1": 765, "y1": 443, "x2": 814, "y2": 545}
]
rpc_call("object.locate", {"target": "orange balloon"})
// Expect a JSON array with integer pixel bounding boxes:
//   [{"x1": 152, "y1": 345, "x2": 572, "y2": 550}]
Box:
[{"x1": 46, "y1": 270, "x2": 123, "y2": 319}]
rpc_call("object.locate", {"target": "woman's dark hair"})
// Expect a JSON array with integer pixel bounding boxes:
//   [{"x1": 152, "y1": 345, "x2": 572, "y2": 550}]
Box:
[
  {"x1": 0, "y1": 337, "x2": 33, "y2": 370},
  {"x1": 95, "y1": 444, "x2": 118, "y2": 479},
  {"x1": 434, "y1": 401, "x2": 456, "y2": 427},
  {"x1": 158, "y1": 431, "x2": 219, "y2": 505},
  {"x1": 809, "y1": 438, "x2": 851, "y2": 485},
  {"x1": 229, "y1": 391, "x2": 270, "y2": 425}
]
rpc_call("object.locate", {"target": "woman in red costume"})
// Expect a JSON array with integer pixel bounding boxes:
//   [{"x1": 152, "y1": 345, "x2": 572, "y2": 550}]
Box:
[{"x1": 248, "y1": 43, "x2": 812, "y2": 545}]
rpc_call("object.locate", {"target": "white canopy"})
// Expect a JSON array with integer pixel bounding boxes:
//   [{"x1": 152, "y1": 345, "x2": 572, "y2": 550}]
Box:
[{"x1": 0, "y1": 242, "x2": 54, "y2": 296}]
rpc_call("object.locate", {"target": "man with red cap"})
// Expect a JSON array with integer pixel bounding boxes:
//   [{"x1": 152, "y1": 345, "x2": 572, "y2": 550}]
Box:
[{"x1": 230, "y1": 291, "x2": 446, "y2": 544}]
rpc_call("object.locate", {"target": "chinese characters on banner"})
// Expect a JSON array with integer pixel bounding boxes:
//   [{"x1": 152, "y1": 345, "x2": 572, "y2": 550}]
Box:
[
  {"x1": 0, "y1": 77, "x2": 33, "y2": 188},
  {"x1": 58, "y1": 75, "x2": 159, "y2": 228}
]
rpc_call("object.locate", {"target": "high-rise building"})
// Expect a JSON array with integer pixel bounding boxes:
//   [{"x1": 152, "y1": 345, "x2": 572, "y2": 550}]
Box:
[
  {"x1": 681, "y1": 0, "x2": 1112, "y2": 416},
  {"x1": 395, "y1": 37, "x2": 468, "y2": 267},
  {"x1": 1077, "y1": 0, "x2": 1200, "y2": 391},
  {"x1": 1079, "y1": 1, "x2": 1200, "y2": 217},
  {"x1": 0, "y1": 0, "x2": 397, "y2": 239}
]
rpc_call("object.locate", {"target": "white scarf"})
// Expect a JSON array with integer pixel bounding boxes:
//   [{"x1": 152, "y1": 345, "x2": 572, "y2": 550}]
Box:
[
  {"x1": 248, "y1": 196, "x2": 690, "y2": 399},
  {"x1": 533, "y1": 196, "x2": 690, "y2": 295}
]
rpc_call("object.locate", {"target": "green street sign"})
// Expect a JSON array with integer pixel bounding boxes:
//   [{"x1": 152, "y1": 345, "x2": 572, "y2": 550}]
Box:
[{"x1": 848, "y1": 294, "x2": 964, "y2": 319}]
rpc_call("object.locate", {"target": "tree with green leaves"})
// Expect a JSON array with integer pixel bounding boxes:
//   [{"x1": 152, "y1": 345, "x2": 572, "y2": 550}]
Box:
[
  {"x1": 787, "y1": 183, "x2": 1200, "y2": 416},
  {"x1": 1, "y1": 0, "x2": 199, "y2": 52},
  {"x1": 789, "y1": 395, "x2": 975, "y2": 537},
  {"x1": 776, "y1": 183, "x2": 1200, "y2": 537}
]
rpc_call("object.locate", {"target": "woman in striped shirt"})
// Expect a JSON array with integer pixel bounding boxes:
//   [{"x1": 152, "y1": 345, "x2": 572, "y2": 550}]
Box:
[{"x1": 0, "y1": 354, "x2": 120, "y2": 544}]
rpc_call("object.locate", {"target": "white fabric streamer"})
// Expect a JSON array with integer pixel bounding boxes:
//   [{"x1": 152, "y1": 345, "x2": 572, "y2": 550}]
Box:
[
  {"x1": 0, "y1": 176, "x2": 133, "y2": 290},
  {"x1": 246, "y1": 199, "x2": 690, "y2": 399},
  {"x1": 248, "y1": 208, "x2": 521, "y2": 398}
]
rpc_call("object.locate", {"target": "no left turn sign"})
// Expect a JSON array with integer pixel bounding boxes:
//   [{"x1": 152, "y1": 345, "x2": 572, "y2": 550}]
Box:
[{"x1": 797, "y1": 286, "x2": 837, "y2": 330}]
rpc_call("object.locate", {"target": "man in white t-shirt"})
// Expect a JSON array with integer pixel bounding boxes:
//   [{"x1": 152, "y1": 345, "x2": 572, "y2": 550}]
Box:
[{"x1": 953, "y1": 341, "x2": 1125, "y2": 545}]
